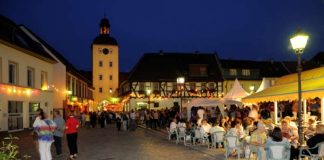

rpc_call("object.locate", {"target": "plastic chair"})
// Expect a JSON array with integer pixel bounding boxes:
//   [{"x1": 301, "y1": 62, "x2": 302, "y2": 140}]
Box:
[
  {"x1": 211, "y1": 131, "x2": 225, "y2": 148},
  {"x1": 166, "y1": 127, "x2": 175, "y2": 141},
  {"x1": 176, "y1": 127, "x2": 187, "y2": 145},
  {"x1": 224, "y1": 135, "x2": 242, "y2": 159},
  {"x1": 193, "y1": 129, "x2": 208, "y2": 145},
  {"x1": 299, "y1": 142, "x2": 324, "y2": 160},
  {"x1": 265, "y1": 142, "x2": 291, "y2": 160}
]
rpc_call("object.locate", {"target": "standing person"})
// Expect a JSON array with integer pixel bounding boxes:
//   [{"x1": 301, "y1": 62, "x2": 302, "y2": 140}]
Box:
[
  {"x1": 99, "y1": 112, "x2": 106, "y2": 128},
  {"x1": 153, "y1": 110, "x2": 159, "y2": 129},
  {"x1": 116, "y1": 116, "x2": 122, "y2": 131},
  {"x1": 90, "y1": 112, "x2": 97, "y2": 128},
  {"x1": 81, "y1": 112, "x2": 86, "y2": 128},
  {"x1": 66, "y1": 112, "x2": 79, "y2": 160},
  {"x1": 53, "y1": 110, "x2": 65, "y2": 157},
  {"x1": 85, "y1": 112, "x2": 90, "y2": 128},
  {"x1": 33, "y1": 108, "x2": 57, "y2": 160}
]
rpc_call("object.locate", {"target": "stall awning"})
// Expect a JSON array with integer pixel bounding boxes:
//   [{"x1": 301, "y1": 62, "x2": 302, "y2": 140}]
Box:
[{"x1": 242, "y1": 67, "x2": 324, "y2": 103}]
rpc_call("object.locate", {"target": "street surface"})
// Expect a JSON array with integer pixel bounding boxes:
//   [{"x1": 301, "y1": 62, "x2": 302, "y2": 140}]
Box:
[{"x1": 1, "y1": 125, "x2": 233, "y2": 160}]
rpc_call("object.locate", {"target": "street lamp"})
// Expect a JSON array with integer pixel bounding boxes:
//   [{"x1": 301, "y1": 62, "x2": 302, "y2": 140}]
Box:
[
  {"x1": 290, "y1": 28, "x2": 309, "y2": 145},
  {"x1": 249, "y1": 85, "x2": 255, "y2": 93},
  {"x1": 176, "y1": 77, "x2": 185, "y2": 115},
  {"x1": 146, "y1": 89, "x2": 151, "y2": 109}
]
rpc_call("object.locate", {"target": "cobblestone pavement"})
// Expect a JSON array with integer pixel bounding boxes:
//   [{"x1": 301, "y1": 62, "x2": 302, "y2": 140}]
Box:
[{"x1": 0, "y1": 124, "x2": 235, "y2": 160}]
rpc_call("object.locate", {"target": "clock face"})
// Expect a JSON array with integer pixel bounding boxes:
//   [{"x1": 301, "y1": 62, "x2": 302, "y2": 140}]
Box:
[{"x1": 103, "y1": 48, "x2": 109, "y2": 55}]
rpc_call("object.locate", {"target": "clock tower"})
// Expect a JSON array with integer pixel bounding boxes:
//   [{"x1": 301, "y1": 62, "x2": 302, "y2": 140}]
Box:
[{"x1": 92, "y1": 17, "x2": 119, "y2": 103}]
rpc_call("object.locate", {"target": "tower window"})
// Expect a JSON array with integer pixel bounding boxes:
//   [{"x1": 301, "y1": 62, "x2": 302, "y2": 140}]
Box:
[
  {"x1": 109, "y1": 61, "x2": 113, "y2": 67},
  {"x1": 99, "y1": 75, "x2": 103, "y2": 80},
  {"x1": 99, "y1": 87, "x2": 103, "y2": 93},
  {"x1": 109, "y1": 75, "x2": 113, "y2": 80},
  {"x1": 99, "y1": 61, "x2": 103, "y2": 67}
]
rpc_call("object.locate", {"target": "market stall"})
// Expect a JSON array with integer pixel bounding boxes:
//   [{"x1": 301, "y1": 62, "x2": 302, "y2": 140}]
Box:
[{"x1": 243, "y1": 67, "x2": 324, "y2": 124}]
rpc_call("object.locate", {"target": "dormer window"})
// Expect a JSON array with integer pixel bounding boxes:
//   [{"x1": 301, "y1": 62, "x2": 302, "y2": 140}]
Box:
[
  {"x1": 229, "y1": 69, "x2": 237, "y2": 76},
  {"x1": 242, "y1": 69, "x2": 251, "y2": 76},
  {"x1": 189, "y1": 64, "x2": 208, "y2": 77}
]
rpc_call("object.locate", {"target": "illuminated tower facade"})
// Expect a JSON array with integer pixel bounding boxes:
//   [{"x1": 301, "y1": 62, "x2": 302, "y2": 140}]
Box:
[{"x1": 92, "y1": 17, "x2": 119, "y2": 103}]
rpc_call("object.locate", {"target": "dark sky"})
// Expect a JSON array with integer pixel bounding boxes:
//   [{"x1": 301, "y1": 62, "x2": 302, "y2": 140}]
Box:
[{"x1": 1, "y1": 0, "x2": 324, "y2": 72}]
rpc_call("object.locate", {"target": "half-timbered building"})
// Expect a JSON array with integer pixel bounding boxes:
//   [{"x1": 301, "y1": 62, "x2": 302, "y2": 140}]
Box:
[{"x1": 120, "y1": 52, "x2": 224, "y2": 111}]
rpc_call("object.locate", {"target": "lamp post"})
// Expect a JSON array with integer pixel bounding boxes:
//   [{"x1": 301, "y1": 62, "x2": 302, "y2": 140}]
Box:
[
  {"x1": 290, "y1": 28, "x2": 309, "y2": 145},
  {"x1": 177, "y1": 77, "x2": 185, "y2": 115},
  {"x1": 146, "y1": 89, "x2": 151, "y2": 109}
]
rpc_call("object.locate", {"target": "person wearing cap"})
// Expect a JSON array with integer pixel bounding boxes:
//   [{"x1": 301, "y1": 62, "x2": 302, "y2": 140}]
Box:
[{"x1": 249, "y1": 121, "x2": 267, "y2": 160}]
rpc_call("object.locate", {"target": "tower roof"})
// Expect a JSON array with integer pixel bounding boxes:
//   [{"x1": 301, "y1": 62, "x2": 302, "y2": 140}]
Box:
[{"x1": 100, "y1": 17, "x2": 110, "y2": 28}]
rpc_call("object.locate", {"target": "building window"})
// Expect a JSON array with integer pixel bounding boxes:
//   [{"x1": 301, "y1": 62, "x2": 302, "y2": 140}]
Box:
[
  {"x1": 99, "y1": 87, "x2": 103, "y2": 93},
  {"x1": 201, "y1": 83, "x2": 206, "y2": 90},
  {"x1": 99, "y1": 61, "x2": 103, "y2": 67},
  {"x1": 139, "y1": 83, "x2": 145, "y2": 91},
  {"x1": 209, "y1": 83, "x2": 215, "y2": 89},
  {"x1": 8, "y1": 101, "x2": 23, "y2": 131},
  {"x1": 229, "y1": 69, "x2": 237, "y2": 76},
  {"x1": 190, "y1": 83, "x2": 196, "y2": 91},
  {"x1": 109, "y1": 75, "x2": 112, "y2": 80},
  {"x1": 41, "y1": 71, "x2": 48, "y2": 89},
  {"x1": 189, "y1": 64, "x2": 208, "y2": 76},
  {"x1": 109, "y1": 88, "x2": 113, "y2": 93},
  {"x1": 8, "y1": 62, "x2": 18, "y2": 84},
  {"x1": 29, "y1": 102, "x2": 40, "y2": 128},
  {"x1": 27, "y1": 67, "x2": 35, "y2": 87},
  {"x1": 153, "y1": 82, "x2": 160, "y2": 91},
  {"x1": 242, "y1": 69, "x2": 251, "y2": 76},
  {"x1": 109, "y1": 61, "x2": 113, "y2": 67},
  {"x1": 99, "y1": 75, "x2": 103, "y2": 80}
]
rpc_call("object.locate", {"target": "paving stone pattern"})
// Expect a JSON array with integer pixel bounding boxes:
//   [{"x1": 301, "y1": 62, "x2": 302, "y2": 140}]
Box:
[{"x1": 0, "y1": 125, "x2": 236, "y2": 160}]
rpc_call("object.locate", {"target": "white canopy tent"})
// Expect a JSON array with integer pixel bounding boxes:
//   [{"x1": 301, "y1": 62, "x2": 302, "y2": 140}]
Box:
[
  {"x1": 256, "y1": 78, "x2": 272, "y2": 93},
  {"x1": 224, "y1": 78, "x2": 250, "y2": 101},
  {"x1": 185, "y1": 98, "x2": 242, "y2": 120}
]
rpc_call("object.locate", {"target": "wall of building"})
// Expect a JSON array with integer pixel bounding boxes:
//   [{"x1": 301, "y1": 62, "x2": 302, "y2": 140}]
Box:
[
  {"x1": 0, "y1": 42, "x2": 54, "y2": 131},
  {"x1": 20, "y1": 26, "x2": 67, "y2": 110},
  {"x1": 92, "y1": 44, "x2": 119, "y2": 102},
  {"x1": 129, "y1": 97, "x2": 181, "y2": 111}
]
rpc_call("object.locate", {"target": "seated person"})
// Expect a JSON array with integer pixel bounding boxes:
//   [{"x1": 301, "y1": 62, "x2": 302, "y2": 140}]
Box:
[
  {"x1": 250, "y1": 122, "x2": 267, "y2": 160},
  {"x1": 177, "y1": 119, "x2": 186, "y2": 128},
  {"x1": 265, "y1": 127, "x2": 290, "y2": 158},
  {"x1": 281, "y1": 119, "x2": 299, "y2": 159},
  {"x1": 169, "y1": 118, "x2": 177, "y2": 139},
  {"x1": 210, "y1": 121, "x2": 225, "y2": 148},
  {"x1": 210, "y1": 121, "x2": 225, "y2": 133},
  {"x1": 200, "y1": 119, "x2": 211, "y2": 136},
  {"x1": 302, "y1": 124, "x2": 324, "y2": 155},
  {"x1": 235, "y1": 120, "x2": 245, "y2": 138},
  {"x1": 226, "y1": 121, "x2": 238, "y2": 137},
  {"x1": 304, "y1": 118, "x2": 316, "y2": 137},
  {"x1": 200, "y1": 119, "x2": 212, "y2": 146}
]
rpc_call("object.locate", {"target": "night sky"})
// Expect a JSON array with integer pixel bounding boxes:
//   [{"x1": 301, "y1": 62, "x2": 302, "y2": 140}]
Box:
[{"x1": 1, "y1": 0, "x2": 324, "y2": 72}]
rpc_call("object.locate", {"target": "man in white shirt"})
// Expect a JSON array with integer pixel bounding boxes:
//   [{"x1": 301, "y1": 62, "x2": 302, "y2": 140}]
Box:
[
  {"x1": 169, "y1": 118, "x2": 177, "y2": 133},
  {"x1": 210, "y1": 121, "x2": 225, "y2": 148},
  {"x1": 201, "y1": 119, "x2": 211, "y2": 134},
  {"x1": 210, "y1": 121, "x2": 225, "y2": 134}
]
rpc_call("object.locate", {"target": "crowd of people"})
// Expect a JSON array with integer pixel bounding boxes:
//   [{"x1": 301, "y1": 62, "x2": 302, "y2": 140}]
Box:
[
  {"x1": 30, "y1": 97, "x2": 322, "y2": 160},
  {"x1": 32, "y1": 108, "x2": 79, "y2": 160},
  {"x1": 158, "y1": 99, "x2": 323, "y2": 160}
]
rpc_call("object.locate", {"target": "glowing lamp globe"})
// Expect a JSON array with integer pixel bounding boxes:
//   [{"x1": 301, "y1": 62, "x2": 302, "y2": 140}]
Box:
[{"x1": 290, "y1": 30, "x2": 309, "y2": 54}]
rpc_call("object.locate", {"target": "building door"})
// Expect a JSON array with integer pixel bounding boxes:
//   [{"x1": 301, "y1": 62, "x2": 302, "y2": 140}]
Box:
[
  {"x1": 29, "y1": 102, "x2": 40, "y2": 129},
  {"x1": 8, "y1": 101, "x2": 23, "y2": 131}
]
